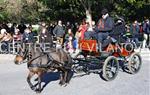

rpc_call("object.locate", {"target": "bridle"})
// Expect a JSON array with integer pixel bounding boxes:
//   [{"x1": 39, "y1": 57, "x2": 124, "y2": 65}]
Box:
[{"x1": 16, "y1": 47, "x2": 30, "y2": 64}]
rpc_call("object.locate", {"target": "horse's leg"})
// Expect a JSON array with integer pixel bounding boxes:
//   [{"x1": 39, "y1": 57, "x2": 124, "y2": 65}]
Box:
[
  {"x1": 59, "y1": 72, "x2": 64, "y2": 86},
  {"x1": 36, "y1": 72, "x2": 42, "y2": 93},
  {"x1": 59, "y1": 70, "x2": 68, "y2": 86},
  {"x1": 27, "y1": 72, "x2": 36, "y2": 91},
  {"x1": 65, "y1": 69, "x2": 72, "y2": 84}
]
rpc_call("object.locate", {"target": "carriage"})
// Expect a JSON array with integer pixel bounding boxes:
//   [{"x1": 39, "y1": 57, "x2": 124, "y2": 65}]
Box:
[{"x1": 72, "y1": 39, "x2": 142, "y2": 81}]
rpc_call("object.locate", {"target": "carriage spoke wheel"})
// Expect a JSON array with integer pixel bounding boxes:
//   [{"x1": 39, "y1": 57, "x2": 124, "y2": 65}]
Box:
[
  {"x1": 128, "y1": 52, "x2": 142, "y2": 74},
  {"x1": 74, "y1": 53, "x2": 85, "y2": 63},
  {"x1": 73, "y1": 53, "x2": 86, "y2": 73},
  {"x1": 102, "y1": 56, "x2": 119, "y2": 81}
]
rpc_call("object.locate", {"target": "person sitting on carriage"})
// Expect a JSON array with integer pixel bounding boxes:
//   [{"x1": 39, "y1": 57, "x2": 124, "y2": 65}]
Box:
[
  {"x1": 84, "y1": 21, "x2": 96, "y2": 39},
  {"x1": 109, "y1": 16, "x2": 126, "y2": 43},
  {"x1": 95, "y1": 8, "x2": 115, "y2": 51}
]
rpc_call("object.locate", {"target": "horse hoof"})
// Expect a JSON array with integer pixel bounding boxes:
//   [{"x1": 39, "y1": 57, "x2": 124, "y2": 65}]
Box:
[
  {"x1": 63, "y1": 83, "x2": 68, "y2": 87},
  {"x1": 59, "y1": 82, "x2": 63, "y2": 86},
  {"x1": 35, "y1": 89, "x2": 42, "y2": 93},
  {"x1": 59, "y1": 81, "x2": 65, "y2": 86},
  {"x1": 31, "y1": 86, "x2": 36, "y2": 91}
]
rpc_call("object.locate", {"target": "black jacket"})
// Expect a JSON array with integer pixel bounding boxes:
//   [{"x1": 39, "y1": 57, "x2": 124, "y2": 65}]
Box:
[
  {"x1": 22, "y1": 32, "x2": 34, "y2": 43},
  {"x1": 39, "y1": 30, "x2": 53, "y2": 44},
  {"x1": 143, "y1": 22, "x2": 150, "y2": 34},
  {"x1": 95, "y1": 17, "x2": 114, "y2": 33},
  {"x1": 53, "y1": 25, "x2": 65, "y2": 37}
]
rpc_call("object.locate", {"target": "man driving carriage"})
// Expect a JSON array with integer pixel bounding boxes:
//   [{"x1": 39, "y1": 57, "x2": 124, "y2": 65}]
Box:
[
  {"x1": 83, "y1": 8, "x2": 128, "y2": 51},
  {"x1": 95, "y1": 8, "x2": 115, "y2": 51}
]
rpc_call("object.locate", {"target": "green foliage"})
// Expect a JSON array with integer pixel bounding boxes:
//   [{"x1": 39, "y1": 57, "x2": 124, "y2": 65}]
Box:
[{"x1": 0, "y1": 0, "x2": 149, "y2": 23}]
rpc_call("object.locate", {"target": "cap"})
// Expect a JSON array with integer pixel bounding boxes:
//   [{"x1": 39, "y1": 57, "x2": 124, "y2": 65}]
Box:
[{"x1": 101, "y1": 8, "x2": 108, "y2": 15}]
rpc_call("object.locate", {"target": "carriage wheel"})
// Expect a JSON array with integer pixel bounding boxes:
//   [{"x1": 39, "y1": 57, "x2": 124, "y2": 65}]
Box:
[
  {"x1": 73, "y1": 53, "x2": 86, "y2": 73},
  {"x1": 74, "y1": 53, "x2": 86, "y2": 63},
  {"x1": 128, "y1": 52, "x2": 142, "y2": 74},
  {"x1": 102, "y1": 56, "x2": 119, "y2": 81}
]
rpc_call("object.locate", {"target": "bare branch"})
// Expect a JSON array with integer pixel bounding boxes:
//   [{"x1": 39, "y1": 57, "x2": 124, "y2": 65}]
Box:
[{"x1": 79, "y1": 0, "x2": 87, "y2": 10}]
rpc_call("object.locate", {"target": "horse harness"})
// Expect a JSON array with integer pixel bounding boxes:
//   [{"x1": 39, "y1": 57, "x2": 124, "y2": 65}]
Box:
[{"x1": 27, "y1": 49, "x2": 71, "y2": 70}]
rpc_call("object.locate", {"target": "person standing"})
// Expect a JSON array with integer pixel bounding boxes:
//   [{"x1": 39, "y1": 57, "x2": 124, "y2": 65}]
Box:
[
  {"x1": 77, "y1": 19, "x2": 88, "y2": 40},
  {"x1": 39, "y1": 26, "x2": 53, "y2": 47},
  {"x1": 130, "y1": 20, "x2": 140, "y2": 46},
  {"x1": 143, "y1": 19, "x2": 150, "y2": 48},
  {"x1": 53, "y1": 20, "x2": 65, "y2": 46},
  {"x1": 18, "y1": 22, "x2": 27, "y2": 34}
]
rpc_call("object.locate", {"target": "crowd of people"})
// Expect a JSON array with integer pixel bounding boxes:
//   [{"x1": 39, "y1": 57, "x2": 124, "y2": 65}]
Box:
[{"x1": 0, "y1": 9, "x2": 150, "y2": 54}]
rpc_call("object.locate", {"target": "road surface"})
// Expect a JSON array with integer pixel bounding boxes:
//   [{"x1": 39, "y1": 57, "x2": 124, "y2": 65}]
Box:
[{"x1": 0, "y1": 49, "x2": 150, "y2": 95}]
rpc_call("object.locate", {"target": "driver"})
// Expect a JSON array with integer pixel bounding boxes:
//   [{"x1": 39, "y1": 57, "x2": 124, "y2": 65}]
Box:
[{"x1": 95, "y1": 8, "x2": 115, "y2": 51}]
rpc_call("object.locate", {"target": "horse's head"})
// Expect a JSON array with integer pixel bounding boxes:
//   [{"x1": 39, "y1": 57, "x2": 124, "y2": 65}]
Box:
[{"x1": 14, "y1": 47, "x2": 29, "y2": 65}]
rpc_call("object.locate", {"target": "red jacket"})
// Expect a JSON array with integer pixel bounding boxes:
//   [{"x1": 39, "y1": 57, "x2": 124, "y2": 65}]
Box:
[{"x1": 78, "y1": 24, "x2": 87, "y2": 39}]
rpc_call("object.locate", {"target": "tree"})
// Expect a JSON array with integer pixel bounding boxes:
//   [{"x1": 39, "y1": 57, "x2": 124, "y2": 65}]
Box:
[
  {"x1": 114, "y1": 0, "x2": 149, "y2": 21},
  {"x1": 0, "y1": 0, "x2": 149, "y2": 23}
]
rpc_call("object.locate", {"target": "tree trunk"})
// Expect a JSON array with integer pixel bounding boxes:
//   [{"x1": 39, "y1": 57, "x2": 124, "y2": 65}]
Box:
[{"x1": 86, "y1": 9, "x2": 93, "y2": 30}]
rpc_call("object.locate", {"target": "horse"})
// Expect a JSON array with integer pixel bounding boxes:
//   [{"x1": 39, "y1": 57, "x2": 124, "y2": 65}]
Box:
[{"x1": 14, "y1": 43, "x2": 72, "y2": 93}]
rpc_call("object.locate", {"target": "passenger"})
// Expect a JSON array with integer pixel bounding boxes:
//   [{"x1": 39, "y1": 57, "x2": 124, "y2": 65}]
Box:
[
  {"x1": 84, "y1": 21, "x2": 96, "y2": 39},
  {"x1": 110, "y1": 17, "x2": 126, "y2": 43}
]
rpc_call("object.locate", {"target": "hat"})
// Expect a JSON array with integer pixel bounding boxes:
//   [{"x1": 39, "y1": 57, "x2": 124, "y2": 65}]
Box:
[
  {"x1": 101, "y1": 8, "x2": 108, "y2": 15},
  {"x1": 118, "y1": 17, "x2": 125, "y2": 23}
]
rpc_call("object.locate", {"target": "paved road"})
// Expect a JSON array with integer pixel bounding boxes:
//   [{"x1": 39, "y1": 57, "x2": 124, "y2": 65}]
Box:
[{"x1": 0, "y1": 49, "x2": 150, "y2": 95}]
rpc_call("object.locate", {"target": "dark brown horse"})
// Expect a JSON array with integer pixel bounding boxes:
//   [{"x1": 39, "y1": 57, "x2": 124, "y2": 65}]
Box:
[{"x1": 14, "y1": 44, "x2": 72, "y2": 93}]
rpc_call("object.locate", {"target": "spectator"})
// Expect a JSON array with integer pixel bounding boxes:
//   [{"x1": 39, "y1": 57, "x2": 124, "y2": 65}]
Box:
[
  {"x1": 13, "y1": 29, "x2": 22, "y2": 42},
  {"x1": 64, "y1": 29, "x2": 74, "y2": 53},
  {"x1": 39, "y1": 26, "x2": 53, "y2": 47},
  {"x1": 47, "y1": 23, "x2": 55, "y2": 36},
  {"x1": 130, "y1": 20, "x2": 140, "y2": 45},
  {"x1": 143, "y1": 19, "x2": 150, "y2": 48},
  {"x1": 0, "y1": 29, "x2": 12, "y2": 52},
  {"x1": 22, "y1": 28, "x2": 34, "y2": 43},
  {"x1": 10, "y1": 23, "x2": 17, "y2": 35},
  {"x1": 18, "y1": 22, "x2": 27, "y2": 34},
  {"x1": 64, "y1": 28, "x2": 74, "y2": 42},
  {"x1": 77, "y1": 19, "x2": 87, "y2": 40},
  {"x1": 66, "y1": 22, "x2": 72, "y2": 30},
  {"x1": 1, "y1": 22, "x2": 9, "y2": 32},
  {"x1": 130, "y1": 20, "x2": 140, "y2": 35},
  {"x1": 53, "y1": 20, "x2": 65, "y2": 46}
]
